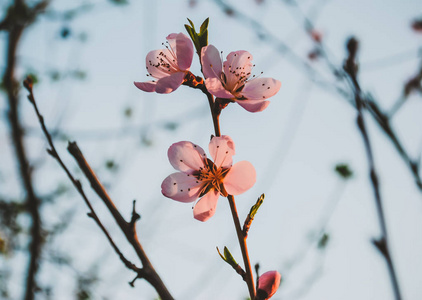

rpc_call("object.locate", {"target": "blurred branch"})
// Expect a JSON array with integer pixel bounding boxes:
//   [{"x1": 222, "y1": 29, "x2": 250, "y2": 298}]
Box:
[
  {"x1": 343, "y1": 37, "x2": 402, "y2": 300},
  {"x1": 24, "y1": 78, "x2": 174, "y2": 300},
  {"x1": 1, "y1": 1, "x2": 49, "y2": 299}
]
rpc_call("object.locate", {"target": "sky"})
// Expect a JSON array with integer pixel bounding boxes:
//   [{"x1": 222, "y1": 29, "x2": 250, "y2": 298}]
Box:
[{"x1": 1, "y1": 0, "x2": 422, "y2": 299}]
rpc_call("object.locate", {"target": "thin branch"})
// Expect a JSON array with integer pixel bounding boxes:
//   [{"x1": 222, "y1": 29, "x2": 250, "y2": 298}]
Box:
[
  {"x1": 24, "y1": 78, "x2": 174, "y2": 300},
  {"x1": 227, "y1": 195, "x2": 256, "y2": 299},
  {"x1": 66, "y1": 143, "x2": 173, "y2": 300},
  {"x1": 23, "y1": 77, "x2": 142, "y2": 275},
  {"x1": 343, "y1": 37, "x2": 402, "y2": 300}
]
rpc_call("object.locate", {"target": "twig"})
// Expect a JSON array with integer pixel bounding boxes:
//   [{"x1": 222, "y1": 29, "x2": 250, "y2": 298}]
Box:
[
  {"x1": 23, "y1": 78, "x2": 141, "y2": 274},
  {"x1": 227, "y1": 195, "x2": 256, "y2": 299},
  {"x1": 66, "y1": 142, "x2": 173, "y2": 300},
  {"x1": 23, "y1": 78, "x2": 174, "y2": 300},
  {"x1": 216, "y1": 0, "x2": 422, "y2": 193},
  {"x1": 343, "y1": 37, "x2": 402, "y2": 300}
]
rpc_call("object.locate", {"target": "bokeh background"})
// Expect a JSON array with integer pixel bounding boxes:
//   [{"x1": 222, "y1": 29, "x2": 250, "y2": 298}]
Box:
[{"x1": 1, "y1": 0, "x2": 422, "y2": 299}]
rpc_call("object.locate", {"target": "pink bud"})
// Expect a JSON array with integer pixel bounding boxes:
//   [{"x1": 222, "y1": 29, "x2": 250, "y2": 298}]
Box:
[{"x1": 257, "y1": 271, "x2": 281, "y2": 300}]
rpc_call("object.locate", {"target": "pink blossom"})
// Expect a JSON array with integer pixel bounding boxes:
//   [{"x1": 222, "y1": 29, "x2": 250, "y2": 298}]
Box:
[
  {"x1": 201, "y1": 45, "x2": 281, "y2": 112},
  {"x1": 161, "y1": 136, "x2": 256, "y2": 222},
  {"x1": 257, "y1": 271, "x2": 281, "y2": 300},
  {"x1": 134, "y1": 33, "x2": 194, "y2": 94}
]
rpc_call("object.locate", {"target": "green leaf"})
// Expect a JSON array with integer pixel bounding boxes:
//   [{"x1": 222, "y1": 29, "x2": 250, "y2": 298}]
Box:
[
  {"x1": 199, "y1": 30, "x2": 208, "y2": 49},
  {"x1": 216, "y1": 246, "x2": 238, "y2": 268},
  {"x1": 318, "y1": 233, "x2": 329, "y2": 249},
  {"x1": 249, "y1": 193, "x2": 264, "y2": 219},
  {"x1": 187, "y1": 18, "x2": 195, "y2": 30},
  {"x1": 335, "y1": 163, "x2": 353, "y2": 179},
  {"x1": 199, "y1": 17, "x2": 209, "y2": 35}
]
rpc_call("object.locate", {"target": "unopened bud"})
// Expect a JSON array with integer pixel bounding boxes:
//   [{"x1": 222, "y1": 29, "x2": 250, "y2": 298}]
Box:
[{"x1": 256, "y1": 270, "x2": 281, "y2": 300}]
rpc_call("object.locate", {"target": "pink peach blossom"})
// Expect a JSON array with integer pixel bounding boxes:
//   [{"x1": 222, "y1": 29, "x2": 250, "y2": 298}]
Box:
[
  {"x1": 201, "y1": 45, "x2": 281, "y2": 112},
  {"x1": 161, "y1": 136, "x2": 256, "y2": 222},
  {"x1": 257, "y1": 271, "x2": 281, "y2": 300},
  {"x1": 134, "y1": 33, "x2": 194, "y2": 94}
]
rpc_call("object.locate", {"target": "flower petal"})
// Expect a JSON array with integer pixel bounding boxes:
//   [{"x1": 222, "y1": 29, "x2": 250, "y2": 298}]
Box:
[
  {"x1": 236, "y1": 99, "x2": 270, "y2": 113},
  {"x1": 241, "y1": 77, "x2": 281, "y2": 100},
  {"x1": 168, "y1": 141, "x2": 206, "y2": 173},
  {"x1": 161, "y1": 172, "x2": 202, "y2": 203},
  {"x1": 193, "y1": 190, "x2": 220, "y2": 222},
  {"x1": 155, "y1": 72, "x2": 185, "y2": 94},
  {"x1": 224, "y1": 161, "x2": 256, "y2": 195},
  {"x1": 145, "y1": 49, "x2": 171, "y2": 79},
  {"x1": 209, "y1": 135, "x2": 235, "y2": 168},
  {"x1": 205, "y1": 77, "x2": 234, "y2": 99},
  {"x1": 224, "y1": 50, "x2": 253, "y2": 89},
  {"x1": 166, "y1": 33, "x2": 193, "y2": 71},
  {"x1": 201, "y1": 45, "x2": 223, "y2": 79},
  {"x1": 134, "y1": 81, "x2": 156, "y2": 93}
]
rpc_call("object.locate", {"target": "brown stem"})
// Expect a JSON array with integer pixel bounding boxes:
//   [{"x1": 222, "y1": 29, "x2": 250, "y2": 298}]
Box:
[
  {"x1": 67, "y1": 143, "x2": 173, "y2": 300},
  {"x1": 24, "y1": 79, "x2": 143, "y2": 279},
  {"x1": 200, "y1": 77, "x2": 254, "y2": 298},
  {"x1": 228, "y1": 195, "x2": 256, "y2": 299}
]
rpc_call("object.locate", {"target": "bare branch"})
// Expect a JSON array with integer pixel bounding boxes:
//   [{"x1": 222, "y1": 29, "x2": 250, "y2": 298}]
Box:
[
  {"x1": 23, "y1": 78, "x2": 174, "y2": 300},
  {"x1": 343, "y1": 37, "x2": 402, "y2": 300}
]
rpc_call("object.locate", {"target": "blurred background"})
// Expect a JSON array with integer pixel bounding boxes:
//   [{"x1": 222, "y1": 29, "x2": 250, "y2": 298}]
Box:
[{"x1": 1, "y1": 0, "x2": 422, "y2": 299}]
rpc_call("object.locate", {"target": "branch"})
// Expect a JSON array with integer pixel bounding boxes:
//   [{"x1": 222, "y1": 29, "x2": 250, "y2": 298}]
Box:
[
  {"x1": 343, "y1": 37, "x2": 402, "y2": 300},
  {"x1": 23, "y1": 78, "x2": 174, "y2": 300}
]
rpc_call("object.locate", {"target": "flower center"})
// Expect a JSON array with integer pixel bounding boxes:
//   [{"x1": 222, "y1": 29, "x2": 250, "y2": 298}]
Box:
[{"x1": 194, "y1": 158, "x2": 230, "y2": 197}]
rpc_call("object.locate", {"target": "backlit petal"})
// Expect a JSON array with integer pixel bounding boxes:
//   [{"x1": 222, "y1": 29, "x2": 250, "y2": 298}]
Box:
[
  {"x1": 224, "y1": 161, "x2": 256, "y2": 195},
  {"x1": 209, "y1": 135, "x2": 235, "y2": 168},
  {"x1": 145, "y1": 49, "x2": 171, "y2": 79},
  {"x1": 166, "y1": 33, "x2": 193, "y2": 71},
  {"x1": 134, "y1": 81, "x2": 156, "y2": 93},
  {"x1": 161, "y1": 172, "x2": 202, "y2": 203},
  {"x1": 193, "y1": 190, "x2": 219, "y2": 222},
  {"x1": 155, "y1": 72, "x2": 185, "y2": 94},
  {"x1": 236, "y1": 99, "x2": 270, "y2": 112},
  {"x1": 205, "y1": 77, "x2": 234, "y2": 99},
  {"x1": 168, "y1": 141, "x2": 206, "y2": 173},
  {"x1": 224, "y1": 50, "x2": 253, "y2": 89},
  {"x1": 241, "y1": 77, "x2": 281, "y2": 100},
  {"x1": 201, "y1": 45, "x2": 223, "y2": 79}
]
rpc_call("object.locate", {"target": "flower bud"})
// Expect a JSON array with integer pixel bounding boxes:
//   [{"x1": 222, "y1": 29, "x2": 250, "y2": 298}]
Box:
[{"x1": 256, "y1": 270, "x2": 281, "y2": 300}]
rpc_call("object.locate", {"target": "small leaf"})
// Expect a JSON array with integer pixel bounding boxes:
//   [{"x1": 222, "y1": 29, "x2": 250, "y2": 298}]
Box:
[
  {"x1": 335, "y1": 163, "x2": 353, "y2": 179},
  {"x1": 199, "y1": 17, "x2": 209, "y2": 35},
  {"x1": 198, "y1": 30, "x2": 208, "y2": 49},
  {"x1": 317, "y1": 233, "x2": 329, "y2": 249},
  {"x1": 187, "y1": 18, "x2": 195, "y2": 30},
  {"x1": 223, "y1": 246, "x2": 238, "y2": 267}
]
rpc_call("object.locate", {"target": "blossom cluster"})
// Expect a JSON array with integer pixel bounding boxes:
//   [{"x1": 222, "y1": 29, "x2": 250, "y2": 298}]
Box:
[{"x1": 135, "y1": 27, "x2": 281, "y2": 299}]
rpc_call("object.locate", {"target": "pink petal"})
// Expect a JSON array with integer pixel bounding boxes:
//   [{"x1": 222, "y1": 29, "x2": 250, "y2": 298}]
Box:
[
  {"x1": 193, "y1": 190, "x2": 220, "y2": 222},
  {"x1": 155, "y1": 72, "x2": 186, "y2": 94},
  {"x1": 257, "y1": 271, "x2": 281, "y2": 299},
  {"x1": 241, "y1": 77, "x2": 281, "y2": 100},
  {"x1": 201, "y1": 45, "x2": 223, "y2": 79},
  {"x1": 209, "y1": 135, "x2": 235, "y2": 168},
  {"x1": 236, "y1": 99, "x2": 270, "y2": 113},
  {"x1": 166, "y1": 33, "x2": 193, "y2": 71},
  {"x1": 223, "y1": 50, "x2": 253, "y2": 88},
  {"x1": 205, "y1": 77, "x2": 234, "y2": 99},
  {"x1": 223, "y1": 161, "x2": 256, "y2": 195},
  {"x1": 168, "y1": 141, "x2": 206, "y2": 173},
  {"x1": 145, "y1": 49, "x2": 171, "y2": 79},
  {"x1": 161, "y1": 172, "x2": 202, "y2": 203},
  {"x1": 134, "y1": 81, "x2": 156, "y2": 93}
]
